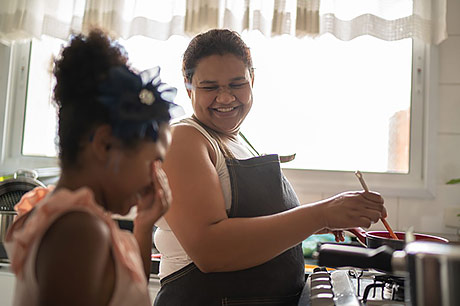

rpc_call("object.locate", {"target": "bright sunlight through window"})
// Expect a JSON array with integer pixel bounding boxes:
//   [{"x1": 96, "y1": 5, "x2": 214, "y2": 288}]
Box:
[{"x1": 23, "y1": 32, "x2": 411, "y2": 173}]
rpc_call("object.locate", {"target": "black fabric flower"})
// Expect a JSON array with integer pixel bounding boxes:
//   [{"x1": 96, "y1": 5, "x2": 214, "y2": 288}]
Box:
[{"x1": 97, "y1": 66, "x2": 181, "y2": 141}]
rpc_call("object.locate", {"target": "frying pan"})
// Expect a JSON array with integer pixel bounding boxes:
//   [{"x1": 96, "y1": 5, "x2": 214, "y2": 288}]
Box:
[{"x1": 348, "y1": 227, "x2": 449, "y2": 250}]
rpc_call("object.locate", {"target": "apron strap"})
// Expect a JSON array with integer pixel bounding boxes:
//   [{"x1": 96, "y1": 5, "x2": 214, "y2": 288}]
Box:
[{"x1": 190, "y1": 115, "x2": 236, "y2": 159}]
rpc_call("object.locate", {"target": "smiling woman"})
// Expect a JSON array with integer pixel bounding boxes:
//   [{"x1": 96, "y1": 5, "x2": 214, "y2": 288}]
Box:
[{"x1": 150, "y1": 28, "x2": 389, "y2": 306}]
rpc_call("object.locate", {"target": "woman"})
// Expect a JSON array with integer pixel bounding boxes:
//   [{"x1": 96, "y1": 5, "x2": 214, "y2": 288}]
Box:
[
  {"x1": 154, "y1": 29, "x2": 386, "y2": 305},
  {"x1": 5, "y1": 29, "x2": 177, "y2": 306}
]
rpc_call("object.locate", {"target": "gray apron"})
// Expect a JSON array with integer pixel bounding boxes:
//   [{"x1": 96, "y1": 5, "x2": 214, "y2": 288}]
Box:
[{"x1": 154, "y1": 123, "x2": 305, "y2": 306}]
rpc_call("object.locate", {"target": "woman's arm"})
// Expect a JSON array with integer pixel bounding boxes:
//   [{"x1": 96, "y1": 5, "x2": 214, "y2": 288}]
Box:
[
  {"x1": 35, "y1": 211, "x2": 114, "y2": 306},
  {"x1": 163, "y1": 125, "x2": 385, "y2": 273}
]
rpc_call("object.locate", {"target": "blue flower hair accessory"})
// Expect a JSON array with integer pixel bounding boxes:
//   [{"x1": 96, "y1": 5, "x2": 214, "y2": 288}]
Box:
[{"x1": 97, "y1": 66, "x2": 182, "y2": 141}]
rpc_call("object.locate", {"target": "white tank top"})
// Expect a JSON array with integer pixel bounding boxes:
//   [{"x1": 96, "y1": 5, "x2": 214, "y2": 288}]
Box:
[{"x1": 154, "y1": 118, "x2": 253, "y2": 279}]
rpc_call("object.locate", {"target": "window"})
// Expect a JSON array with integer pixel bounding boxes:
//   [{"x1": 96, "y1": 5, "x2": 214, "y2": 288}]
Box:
[
  {"x1": 0, "y1": 32, "x2": 436, "y2": 197},
  {"x1": 241, "y1": 32, "x2": 412, "y2": 174}
]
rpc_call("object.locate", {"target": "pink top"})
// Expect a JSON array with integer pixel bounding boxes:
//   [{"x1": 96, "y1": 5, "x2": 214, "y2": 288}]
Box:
[{"x1": 4, "y1": 187, "x2": 151, "y2": 306}]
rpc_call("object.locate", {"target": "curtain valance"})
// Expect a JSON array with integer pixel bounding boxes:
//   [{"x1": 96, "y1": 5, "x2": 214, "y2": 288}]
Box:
[{"x1": 0, "y1": 0, "x2": 446, "y2": 45}]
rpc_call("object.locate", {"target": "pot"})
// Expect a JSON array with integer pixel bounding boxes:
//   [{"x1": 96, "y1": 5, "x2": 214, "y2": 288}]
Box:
[
  {"x1": 0, "y1": 169, "x2": 45, "y2": 259},
  {"x1": 318, "y1": 241, "x2": 460, "y2": 306},
  {"x1": 348, "y1": 227, "x2": 449, "y2": 250}
]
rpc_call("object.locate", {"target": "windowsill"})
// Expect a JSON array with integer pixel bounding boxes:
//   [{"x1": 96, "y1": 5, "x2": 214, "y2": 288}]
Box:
[{"x1": 283, "y1": 168, "x2": 437, "y2": 199}]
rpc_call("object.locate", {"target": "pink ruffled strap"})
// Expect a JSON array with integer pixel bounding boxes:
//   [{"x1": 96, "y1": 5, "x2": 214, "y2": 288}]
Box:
[{"x1": 14, "y1": 186, "x2": 54, "y2": 216}]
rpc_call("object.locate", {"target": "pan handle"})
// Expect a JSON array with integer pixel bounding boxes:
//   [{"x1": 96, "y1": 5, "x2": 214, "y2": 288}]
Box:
[
  {"x1": 318, "y1": 244, "x2": 394, "y2": 273},
  {"x1": 348, "y1": 227, "x2": 367, "y2": 245}
]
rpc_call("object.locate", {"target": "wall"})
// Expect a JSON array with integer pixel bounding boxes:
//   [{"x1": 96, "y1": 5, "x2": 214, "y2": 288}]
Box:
[{"x1": 294, "y1": 0, "x2": 460, "y2": 238}]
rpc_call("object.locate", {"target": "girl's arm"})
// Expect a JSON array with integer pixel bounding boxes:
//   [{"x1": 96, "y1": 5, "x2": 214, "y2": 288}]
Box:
[{"x1": 36, "y1": 211, "x2": 114, "y2": 306}]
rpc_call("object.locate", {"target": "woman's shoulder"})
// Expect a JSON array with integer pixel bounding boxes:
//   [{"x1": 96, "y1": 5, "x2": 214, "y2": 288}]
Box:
[
  {"x1": 169, "y1": 120, "x2": 219, "y2": 165},
  {"x1": 173, "y1": 118, "x2": 217, "y2": 144},
  {"x1": 171, "y1": 123, "x2": 210, "y2": 148}
]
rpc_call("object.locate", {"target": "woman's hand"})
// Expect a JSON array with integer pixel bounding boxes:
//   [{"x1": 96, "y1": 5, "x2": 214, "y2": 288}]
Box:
[
  {"x1": 135, "y1": 161, "x2": 172, "y2": 229},
  {"x1": 317, "y1": 190, "x2": 386, "y2": 231}
]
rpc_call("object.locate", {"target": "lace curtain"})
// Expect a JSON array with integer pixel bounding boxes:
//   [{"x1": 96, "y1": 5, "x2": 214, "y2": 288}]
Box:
[{"x1": 0, "y1": 0, "x2": 447, "y2": 45}]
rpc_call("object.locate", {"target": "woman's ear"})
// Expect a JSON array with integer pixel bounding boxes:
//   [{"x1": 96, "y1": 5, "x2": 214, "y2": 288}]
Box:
[{"x1": 90, "y1": 125, "x2": 114, "y2": 162}]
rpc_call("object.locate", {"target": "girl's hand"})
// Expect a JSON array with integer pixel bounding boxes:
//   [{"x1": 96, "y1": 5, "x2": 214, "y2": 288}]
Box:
[{"x1": 135, "y1": 161, "x2": 172, "y2": 229}]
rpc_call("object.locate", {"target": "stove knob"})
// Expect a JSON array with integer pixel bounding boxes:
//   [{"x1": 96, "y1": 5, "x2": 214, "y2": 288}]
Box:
[
  {"x1": 310, "y1": 279, "x2": 332, "y2": 287},
  {"x1": 310, "y1": 271, "x2": 331, "y2": 281},
  {"x1": 310, "y1": 292, "x2": 334, "y2": 306},
  {"x1": 313, "y1": 266, "x2": 328, "y2": 273},
  {"x1": 311, "y1": 284, "x2": 333, "y2": 296}
]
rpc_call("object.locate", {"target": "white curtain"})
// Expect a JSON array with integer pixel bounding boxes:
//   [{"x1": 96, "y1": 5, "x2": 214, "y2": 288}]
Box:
[
  {"x1": 0, "y1": 0, "x2": 447, "y2": 45},
  {"x1": 0, "y1": 0, "x2": 86, "y2": 42},
  {"x1": 320, "y1": 0, "x2": 447, "y2": 44}
]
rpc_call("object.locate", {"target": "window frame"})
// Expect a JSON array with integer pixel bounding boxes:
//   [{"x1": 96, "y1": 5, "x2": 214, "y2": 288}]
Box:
[
  {"x1": 0, "y1": 38, "x2": 438, "y2": 198},
  {"x1": 0, "y1": 41, "x2": 59, "y2": 177}
]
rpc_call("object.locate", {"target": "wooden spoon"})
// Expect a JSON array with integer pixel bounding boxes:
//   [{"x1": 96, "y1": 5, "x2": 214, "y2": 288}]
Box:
[{"x1": 354, "y1": 171, "x2": 399, "y2": 240}]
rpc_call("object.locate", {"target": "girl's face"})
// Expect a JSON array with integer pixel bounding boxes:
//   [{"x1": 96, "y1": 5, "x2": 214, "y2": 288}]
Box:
[
  {"x1": 187, "y1": 54, "x2": 254, "y2": 136},
  {"x1": 103, "y1": 123, "x2": 171, "y2": 215}
]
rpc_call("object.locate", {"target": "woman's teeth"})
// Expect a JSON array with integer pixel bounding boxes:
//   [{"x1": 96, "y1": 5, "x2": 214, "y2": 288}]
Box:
[{"x1": 215, "y1": 107, "x2": 236, "y2": 112}]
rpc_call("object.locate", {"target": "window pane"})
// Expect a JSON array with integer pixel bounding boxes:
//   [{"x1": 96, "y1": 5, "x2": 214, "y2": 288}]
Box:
[
  {"x1": 240, "y1": 32, "x2": 412, "y2": 173},
  {"x1": 22, "y1": 36, "x2": 63, "y2": 157}
]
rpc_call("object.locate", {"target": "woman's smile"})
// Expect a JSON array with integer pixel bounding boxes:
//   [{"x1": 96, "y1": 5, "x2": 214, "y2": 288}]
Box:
[{"x1": 210, "y1": 105, "x2": 241, "y2": 117}]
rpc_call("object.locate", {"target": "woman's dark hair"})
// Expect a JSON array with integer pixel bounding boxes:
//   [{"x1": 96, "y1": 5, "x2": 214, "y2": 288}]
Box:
[
  {"x1": 53, "y1": 29, "x2": 172, "y2": 170},
  {"x1": 182, "y1": 29, "x2": 253, "y2": 82}
]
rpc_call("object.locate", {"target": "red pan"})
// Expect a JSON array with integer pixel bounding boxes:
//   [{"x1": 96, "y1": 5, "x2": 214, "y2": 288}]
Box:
[{"x1": 348, "y1": 227, "x2": 449, "y2": 250}]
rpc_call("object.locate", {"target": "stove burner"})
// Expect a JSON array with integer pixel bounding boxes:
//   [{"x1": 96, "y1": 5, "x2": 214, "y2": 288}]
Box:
[
  {"x1": 306, "y1": 267, "x2": 407, "y2": 305},
  {"x1": 348, "y1": 268, "x2": 364, "y2": 296},
  {"x1": 347, "y1": 269, "x2": 405, "y2": 304}
]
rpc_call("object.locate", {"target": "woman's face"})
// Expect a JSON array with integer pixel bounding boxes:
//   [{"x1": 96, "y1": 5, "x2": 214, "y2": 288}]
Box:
[
  {"x1": 187, "y1": 54, "x2": 254, "y2": 136},
  {"x1": 103, "y1": 123, "x2": 171, "y2": 215}
]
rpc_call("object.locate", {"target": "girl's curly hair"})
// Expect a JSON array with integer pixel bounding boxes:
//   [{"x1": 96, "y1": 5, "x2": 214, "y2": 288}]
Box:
[{"x1": 53, "y1": 29, "x2": 128, "y2": 169}]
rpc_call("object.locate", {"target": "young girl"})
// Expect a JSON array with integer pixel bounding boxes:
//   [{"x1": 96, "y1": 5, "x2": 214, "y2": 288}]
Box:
[{"x1": 5, "y1": 29, "x2": 177, "y2": 306}]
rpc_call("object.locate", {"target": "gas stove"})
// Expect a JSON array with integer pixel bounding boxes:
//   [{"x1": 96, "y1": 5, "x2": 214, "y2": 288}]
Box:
[{"x1": 299, "y1": 266, "x2": 407, "y2": 305}]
